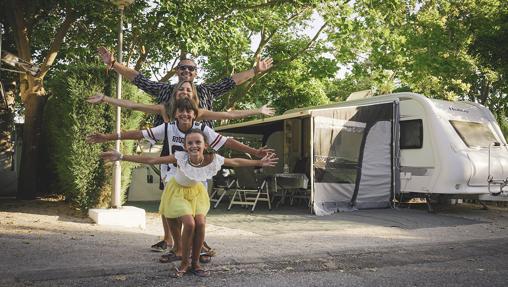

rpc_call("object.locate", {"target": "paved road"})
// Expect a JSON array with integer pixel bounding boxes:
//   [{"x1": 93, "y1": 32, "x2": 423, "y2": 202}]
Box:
[
  {"x1": 1, "y1": 199, "x2": 507, "y2": 286},
  {"x1": 8, "y1": 238, "x2": 507, "y2": 287}
]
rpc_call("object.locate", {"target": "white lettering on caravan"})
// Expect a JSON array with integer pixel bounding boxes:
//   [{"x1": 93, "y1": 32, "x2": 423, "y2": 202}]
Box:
[{"x1": 449, "y1": 106, "x2": 469, "y2": 113}]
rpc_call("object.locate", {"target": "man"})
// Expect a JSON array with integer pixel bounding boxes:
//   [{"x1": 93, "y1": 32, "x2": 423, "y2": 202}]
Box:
[
  {"x1": 97, "y1": 47, "x2": 273, "y2": 127},
  {"x1": 96, "y1": 47, "x2": 274, "y2": 255}
]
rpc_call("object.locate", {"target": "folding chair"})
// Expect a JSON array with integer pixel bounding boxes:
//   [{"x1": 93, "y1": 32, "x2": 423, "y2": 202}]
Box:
[
  {"x1": 228, "y1": 166, "x2": 271, "y2": 212},
  {"x1": 289, "y1": 157, "x2": 311, "y2": 207},
  {"x1": 210, "y1": 169, "x2": 236, "y2": 209}
]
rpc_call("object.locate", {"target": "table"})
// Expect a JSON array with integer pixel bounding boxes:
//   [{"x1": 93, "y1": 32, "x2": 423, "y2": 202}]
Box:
[{"x1": 272, "y1": 173, "x2": 309, "y2": 206}]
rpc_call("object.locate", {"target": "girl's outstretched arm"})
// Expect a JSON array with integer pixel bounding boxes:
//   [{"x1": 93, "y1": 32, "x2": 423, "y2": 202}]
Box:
[
  {"x1": 223, "y1": 153, "x2": 278, "y2": 167},
  {"x1": 198, "y1": 104, "x2": 274, "y2": 121},
  {"x1": 87, "y1": 93, "x2": 169, "y2": 122},
  {"x1": 224, "y1": 138, "x2": 275, "y2": 158},
  {"x1": 101, "y1": 150, "x2": 176, "y2": 165}
]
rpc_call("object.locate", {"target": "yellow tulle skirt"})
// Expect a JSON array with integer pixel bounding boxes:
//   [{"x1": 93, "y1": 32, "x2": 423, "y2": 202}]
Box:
[{"x1": 159, "y1": 177, "x2": 210, "y2": 218}]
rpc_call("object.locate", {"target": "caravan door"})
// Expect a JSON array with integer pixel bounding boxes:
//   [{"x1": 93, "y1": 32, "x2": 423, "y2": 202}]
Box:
[{"x1": 311, "y1": 101, "x2": 400, "y2": 215}]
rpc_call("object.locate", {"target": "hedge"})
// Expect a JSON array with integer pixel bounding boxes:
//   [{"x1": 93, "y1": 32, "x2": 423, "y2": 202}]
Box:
[{"x1": 44, "y1": 65, "x2": 153, "y2": 210}]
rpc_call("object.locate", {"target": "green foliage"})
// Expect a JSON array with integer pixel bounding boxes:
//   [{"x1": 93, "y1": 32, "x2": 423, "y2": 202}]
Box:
[
  {"x1": 332, "y1": 0, "x2": 508, "y2": 114},
  {"x1": 44, "y1": 65, "x2": 152, "y2": 210},
  {"x1": 496, "y1": 114, "x2": 508, "y2": 141},
  {"x1": 1, "y1": 0, "x2": 506, "y2": 208}
]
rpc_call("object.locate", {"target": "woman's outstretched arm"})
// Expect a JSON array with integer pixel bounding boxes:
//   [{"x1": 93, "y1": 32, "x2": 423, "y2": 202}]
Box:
[
  {"x1": 198, "y1": 104, "x2": 274, "y2": 121},
  {"x1": 87, "y1": 93, "x2": 169, "y2": 122}
]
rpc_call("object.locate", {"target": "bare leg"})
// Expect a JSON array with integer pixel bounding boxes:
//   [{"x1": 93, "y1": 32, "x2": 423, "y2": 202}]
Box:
[
  {"x1": 161, "y1": 215, "x2": 173, "y2": 245},
  {"x1": 191, "y1": 215, "x2": 206, "y2": 269},
  {"x1": 168, "y1": 218, "x2": 182, "y2": 256},
  {"x1": 177, "y1": 215, "x2": 195, "y2": 271}
]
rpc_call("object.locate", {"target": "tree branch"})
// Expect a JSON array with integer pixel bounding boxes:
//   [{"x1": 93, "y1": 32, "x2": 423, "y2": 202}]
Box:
[
  {"x1": 226, "y1": 10, "x2": 312, "y2": 108},
  {"x1": 9, "y1": 0, "x2": 31, "y2": 61},
  {"x1": 160, "y1": 57, "x2": 179, "y2": 82},
  {"x1": 235, "y1": 0, "x2": 309, "y2": 11},
  {"x1": 38, "y1": 7, "x2": 78, "y2": 77},
  {"x1": 134, "y1": 45, "x2": 148, "y2": 71},
  {"x1": 198, "y1": 0, "x2": 313, "y2": 27},
  {"x1": 159, "y1": 50, "x2": 185, "y2": 82},
  {"x1": 126, "y1": 34, "x2": 137, "y2": 65},
  {"x1": 273, "y1": 21, "x2": 328, "y2": 69}
]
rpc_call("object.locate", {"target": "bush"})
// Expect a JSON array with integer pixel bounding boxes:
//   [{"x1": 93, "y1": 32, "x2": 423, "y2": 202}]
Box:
[{"x1": 44, "y1": 65, "x2": 153, "y2": 210}]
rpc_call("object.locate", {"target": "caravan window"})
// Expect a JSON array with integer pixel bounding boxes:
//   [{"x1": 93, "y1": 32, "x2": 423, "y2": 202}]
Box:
[
  {"x1": 400, "y1": 120, "x2": 423, "y2": 149},
  {"x1": 449, "y1": 120, "x2": 497, "y2": 148}
]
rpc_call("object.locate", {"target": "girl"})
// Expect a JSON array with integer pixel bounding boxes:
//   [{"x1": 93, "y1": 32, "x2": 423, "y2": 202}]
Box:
[
  {"x1": 101, "y1": 128, "x2": 278, "y2": 278},
  {"x1": 87, "y1": 97, "x2": 274, "y2": 264},
  {"x1": 88, "y1": 83, "x2": 272, "y2": 254}
]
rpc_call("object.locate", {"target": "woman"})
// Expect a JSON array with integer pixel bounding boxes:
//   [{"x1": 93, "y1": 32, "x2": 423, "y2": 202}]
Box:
[
  {"x1": 87, "y1": 81, "x2": 274, "y2": 123},
  {"x1": 88, "y1": 81, "x2": 273, "y2": 256},
  {"x1": 87, "y1": 98, "x2": 274, "y2": 264},
  {"x1": 100, "y1": 128, "x2": 278, "y2": 277}
]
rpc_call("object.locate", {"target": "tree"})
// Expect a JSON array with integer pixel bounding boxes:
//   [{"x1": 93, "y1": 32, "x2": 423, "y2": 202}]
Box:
[
  {"x1": 3, "y1": 0, "x2": 505, "y2": 201},
  {"x1": 0, "y1": 0, "x2": 128, "y2": 198},
  {"x1": 1, "y1": 1, "x2": 75, "y2": 198},
  {"x1": 331, "y1": 0, "x2": 507, "y2": 115}
]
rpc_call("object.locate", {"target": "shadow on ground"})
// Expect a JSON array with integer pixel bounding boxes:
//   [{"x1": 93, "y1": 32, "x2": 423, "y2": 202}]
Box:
[
  {"x1": 128, "y1": 200, "x2": 489, "y2": 236},
  {"x1": 0, "y1": 197, "x2": 91, "y2": 224}
]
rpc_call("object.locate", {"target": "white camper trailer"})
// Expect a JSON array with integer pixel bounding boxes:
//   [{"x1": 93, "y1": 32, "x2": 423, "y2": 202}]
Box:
[{"x1": 215, "y1": 92, "x2": 508, "y2": 215}]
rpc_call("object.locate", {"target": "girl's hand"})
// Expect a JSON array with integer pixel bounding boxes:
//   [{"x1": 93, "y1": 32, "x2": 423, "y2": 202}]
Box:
[
  {"x1": 97, "y1": 47, "x2": 114, "y2": 66},
  {"x1": 86, "y1": 133, "x2": 108, "y2": 144},
  {"x1": 87, "y1": 93, "x2": 105, "y2": 104},
  {"x1": 255, "y1": 146, "x2": 276, "y2": 158},
  {"x1": 101, "y1": 150, "x2": 122, "y2": 162},
  {"x1": 260, "y1": 153, "x2": 278, "y2": 167},
  {"x1": 259, "y1": 104, "x2": 275, "y2": 116}
]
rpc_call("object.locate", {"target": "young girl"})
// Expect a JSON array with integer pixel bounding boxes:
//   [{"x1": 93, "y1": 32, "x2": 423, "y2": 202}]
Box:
[
  {"x1": 88, "y1": 81, "x2": 273, "y2": 254},
  {"x1": 101, "y1": 128, "x2": 278, "y2": 278},
  {"x1": 87, "y1": 97, "x2": 274, "y2": 264},
  {"x1": 87, "y1": 80, "x2": 274, "y2": 124}
]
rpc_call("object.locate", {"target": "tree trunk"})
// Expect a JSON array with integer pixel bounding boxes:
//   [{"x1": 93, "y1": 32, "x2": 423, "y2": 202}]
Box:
[
  {"x1": 226, "y1": 82, "x2": 251, "y2": 109},
  {"x1": 17, "y1": 85, "x2": 47, "y2": 199}
]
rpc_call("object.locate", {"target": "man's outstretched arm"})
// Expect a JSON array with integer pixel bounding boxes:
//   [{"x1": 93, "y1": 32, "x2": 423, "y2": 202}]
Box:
[
  {"x1": 98, "y1": 47, "x2": 139, "y2": 81},
  {"x1": 231, "y1": 55, "x2": 273, "y2": 85},
  {"x1": 97, "y1": 47, "x2": 170, "y2": 99}
]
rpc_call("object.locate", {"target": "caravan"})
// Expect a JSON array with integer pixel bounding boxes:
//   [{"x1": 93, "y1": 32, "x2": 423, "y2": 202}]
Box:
[{"x1": 215, "y1": 92, "x2": 508, "y2": 215}]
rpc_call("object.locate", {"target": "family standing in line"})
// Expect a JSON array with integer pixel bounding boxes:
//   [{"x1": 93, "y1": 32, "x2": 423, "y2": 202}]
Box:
[{"x1": 87, "y1": 47, "x2": 276, "y2": 278}]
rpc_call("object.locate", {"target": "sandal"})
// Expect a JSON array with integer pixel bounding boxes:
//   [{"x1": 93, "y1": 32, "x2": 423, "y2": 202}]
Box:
[
  {"x1": 151, "y1": 240, "x2": 169, "y2": 252},
  {"x1": 190, "y1": 267, "x2": 210, "y2": 277},
  {"x1": 169, "y1": 267, "x2": 188, "y2": 278},
  {"x1": 159, "y1": 251, "x2": 182, "y2": 263},
  {"x1": 199, "y1": 252, "x2": 212, "y2": 264},
  {"x1": 202, "y1": 241, "x2": 217, "y2": 256},
  {"x1": 199, "y1": 241, "x2": 216, "y2": 263}
]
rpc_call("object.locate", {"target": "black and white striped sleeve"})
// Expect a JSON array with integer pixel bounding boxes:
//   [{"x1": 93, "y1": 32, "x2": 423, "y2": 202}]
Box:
[
  {"x1": 200, "y1": 77, "x2": 236, "y2": 100},
  {"x1": 133, "y1": 73, "x2": 174, "y2": 100}
]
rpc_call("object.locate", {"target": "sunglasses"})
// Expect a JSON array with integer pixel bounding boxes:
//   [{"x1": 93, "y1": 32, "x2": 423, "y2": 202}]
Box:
[{"x1": 177, "y1": 65, "x2": 196, "y2": 72}]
